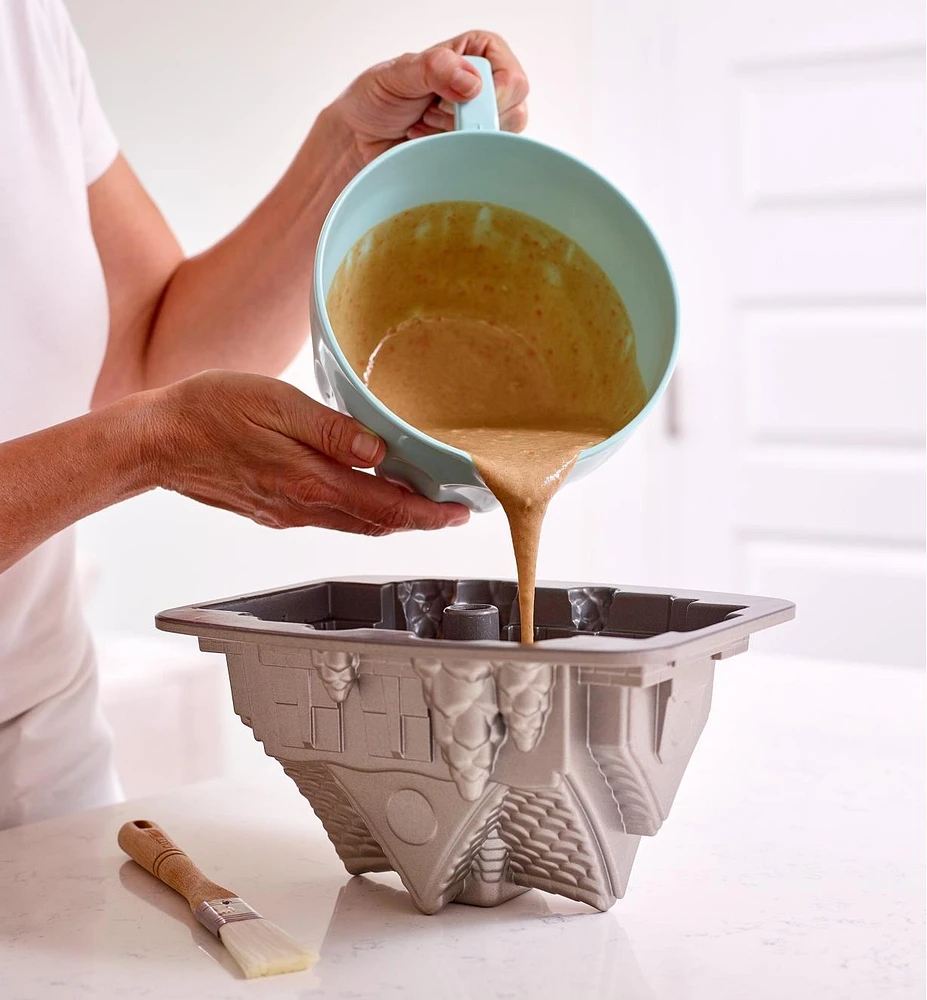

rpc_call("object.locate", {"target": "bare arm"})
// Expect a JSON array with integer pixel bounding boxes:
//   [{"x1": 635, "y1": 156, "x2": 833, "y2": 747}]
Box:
[
  {"x1": 144, "y1": 111, "x2": 354, "y2": 385},
  {"x1": 1, "y1": 371, "x2": 467, "y2": 575},
  {"x1": 0, "y1": 394, "x2": 153, "y2": 572},
  {"x1": 89, "y1": 110, "x2": 356, "y2": 407}
]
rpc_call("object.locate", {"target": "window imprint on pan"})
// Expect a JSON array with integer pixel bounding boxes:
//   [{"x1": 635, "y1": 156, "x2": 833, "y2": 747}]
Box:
[
  {"x1": 358, "y1": 673, "x2": 433, "y2": 762},
  {"x1": 273, "y1": 666, "x2": 344, "y2": 752}
]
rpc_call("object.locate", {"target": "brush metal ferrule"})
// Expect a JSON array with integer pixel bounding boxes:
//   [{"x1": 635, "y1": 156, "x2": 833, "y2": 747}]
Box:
[{"x1": 194, "y1": 897, "x2": 261, "y2": 937}]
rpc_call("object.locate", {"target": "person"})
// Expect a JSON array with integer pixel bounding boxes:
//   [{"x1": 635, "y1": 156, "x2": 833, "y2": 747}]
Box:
[{"x1": 0, "y1": 0, "x2": 530, "y2": 830}]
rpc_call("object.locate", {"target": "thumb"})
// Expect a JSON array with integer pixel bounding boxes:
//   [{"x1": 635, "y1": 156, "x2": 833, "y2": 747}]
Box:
[
  {"x1": 379, "y1": 47, "x2": 482, "y2": 103},
  {"x1": 273, "y1": 388, "x2": 385, "y2": 468}
]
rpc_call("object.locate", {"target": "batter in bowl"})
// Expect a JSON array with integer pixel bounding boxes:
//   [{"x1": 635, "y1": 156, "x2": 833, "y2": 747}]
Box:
[{"x1": 327, "y1": 201, "x2": 646, "y2": 642}]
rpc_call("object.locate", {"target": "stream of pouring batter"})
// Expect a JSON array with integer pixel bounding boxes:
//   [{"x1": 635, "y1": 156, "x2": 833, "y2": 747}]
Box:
[
  {"x1": 327, "y1": 202, "x2": 647, "y2": 643},
  {"x1": 433, "y1": 423, "x2": 608, "y2": 642}
]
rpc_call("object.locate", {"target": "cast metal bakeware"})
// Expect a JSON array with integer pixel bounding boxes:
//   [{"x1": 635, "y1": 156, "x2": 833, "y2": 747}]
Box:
[{"x1": 157, "y1": 577, "x2": 794, "y2": 915}]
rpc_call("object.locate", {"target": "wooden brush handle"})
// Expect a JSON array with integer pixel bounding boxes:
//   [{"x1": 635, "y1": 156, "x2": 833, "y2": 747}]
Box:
[{"x1": 118, "y1": 819, "x2": 234, "y2": 912}]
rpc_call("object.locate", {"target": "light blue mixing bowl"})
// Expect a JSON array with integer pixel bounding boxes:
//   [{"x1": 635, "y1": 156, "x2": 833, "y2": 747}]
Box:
[{"x1": 312, "y1": 57, "x2": 678, "y2": 512}]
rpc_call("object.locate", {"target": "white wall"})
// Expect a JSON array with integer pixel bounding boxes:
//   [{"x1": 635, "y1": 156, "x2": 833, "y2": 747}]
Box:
[{"x1": 68, "y1": 0, "x2": 663, "y2": 639}]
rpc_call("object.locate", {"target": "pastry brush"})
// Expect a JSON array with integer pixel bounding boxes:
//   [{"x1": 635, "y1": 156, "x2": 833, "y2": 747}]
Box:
[{"x1": 118, "y1": 819, "x2": 315, "y2": 979}]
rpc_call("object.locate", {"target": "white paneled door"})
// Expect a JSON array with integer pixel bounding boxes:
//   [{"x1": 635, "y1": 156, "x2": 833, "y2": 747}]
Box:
[{"x1": 601, "y1": 0, "x2": 926, "y2": 666}]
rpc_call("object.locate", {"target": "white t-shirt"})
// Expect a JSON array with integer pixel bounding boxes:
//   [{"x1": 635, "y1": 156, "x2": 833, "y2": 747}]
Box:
[{"x1": 0, "y1": 0, "x2": 121, "y2": 827}]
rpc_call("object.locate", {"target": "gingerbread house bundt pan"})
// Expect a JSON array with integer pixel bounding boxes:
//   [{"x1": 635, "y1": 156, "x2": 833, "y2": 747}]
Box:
[{"x1": 157, "y1": 577, "x2": 794, "y2": 914}]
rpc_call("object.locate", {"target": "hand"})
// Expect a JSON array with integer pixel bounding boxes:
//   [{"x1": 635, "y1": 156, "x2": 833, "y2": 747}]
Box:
[
  {"x1": 144, "y1": 370, "x2": 470, "y2": 535},
  {"x1": 330, "y1": 30, "x2": 529, "y2": 165}
]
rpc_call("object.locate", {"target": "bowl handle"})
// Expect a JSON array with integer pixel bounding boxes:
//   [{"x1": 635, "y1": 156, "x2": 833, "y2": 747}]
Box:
[{"x1": 454, "y1": 56, "x2": 500, "y2": 132}]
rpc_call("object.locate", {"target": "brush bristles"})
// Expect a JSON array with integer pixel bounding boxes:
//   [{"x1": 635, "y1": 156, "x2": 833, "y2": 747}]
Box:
[{"x1": 218, "y1": 918, "x2": 316, "y2": 979}]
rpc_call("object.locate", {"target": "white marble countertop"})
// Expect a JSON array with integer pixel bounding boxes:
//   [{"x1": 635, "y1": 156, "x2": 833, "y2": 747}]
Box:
[{"x1": 0, "y1": 654, "x2": 923, "y2": 1000}]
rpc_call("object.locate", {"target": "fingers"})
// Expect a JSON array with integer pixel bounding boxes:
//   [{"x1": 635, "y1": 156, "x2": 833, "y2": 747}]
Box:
[
  {"x1": 490, "y1": 65, "x2": 529, "y2": 125},
  {"x1": 422, "y1": 105, "x2": 454, "y2": 132},
  {"x1": 287, "y1": 508, "x2": 394, "y2": 537},
  {"x1": 416, "y1": 97, "x2": 527, "y2": 138},
  {"x1": 320, "y1": 466, "x2": 471, "y2": 532},
  {"x1": 406, "y1": 122, "x2": 445, "y2": 140},
  {"x1": 440, "y1": 31, "x2": 529, "y2": 127},
  {"x1": 281, "y1": 459, "x2": 468, "y2": 533},
  {"x1": 379, "y1": 47, "x2": 482, "y2": 103},
  {"x1": 265, "y1": 382, "x2": 385, "y2": 469},
  {"x1": 161, "y1": 371, "x2": 472, "y2": 537},
  {"x1": 248, "y1": 503, "x2": 375, "y2": 534},
  {"x1": 244, "y1": 383, "x2": 470, "y2": 531},
  {"x1": 184, "y1": 463, "x2": 471, "y2": 535},
  {"x1": 395, "y1": 31, "x2": 528, "y2": 139},
  {"x1": 500, "y1": 101, "x2": 528, "y2": 133},
  {"x1": 250, "y1": 453, "x2": 470, "y2": 533}
]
